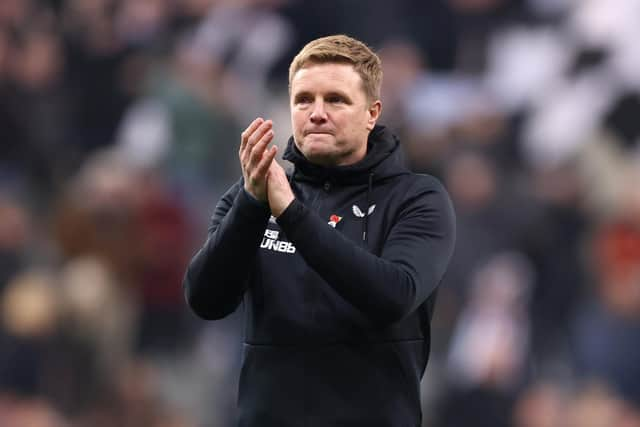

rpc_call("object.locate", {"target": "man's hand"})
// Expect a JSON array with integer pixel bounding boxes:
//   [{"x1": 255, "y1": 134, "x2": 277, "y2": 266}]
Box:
[
  {"x1": 240, "y1": 118, "x2": 277, "y2": 202},
  {"x1": 267, "y1": 160, "x2": 295, "y2": 217}
]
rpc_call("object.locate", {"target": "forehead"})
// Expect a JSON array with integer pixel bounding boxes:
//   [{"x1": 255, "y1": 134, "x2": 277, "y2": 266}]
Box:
[{"x1": 290, "y1": 63, "x2": 364, "y2": 95}]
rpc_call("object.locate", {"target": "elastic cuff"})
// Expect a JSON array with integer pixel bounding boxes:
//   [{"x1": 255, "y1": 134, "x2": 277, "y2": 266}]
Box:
[
  {"x1": 276, "y1": 199, "x2": 307, "y2": 228},
  {"x1": 237, "y1": 188, "x2": 271, "y2": 218}
]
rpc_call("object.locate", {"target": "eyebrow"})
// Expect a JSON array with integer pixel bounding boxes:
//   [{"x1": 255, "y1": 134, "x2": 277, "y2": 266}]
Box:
[
  {"x1": 326, "y1": 91, "x2": 352, "y2": 101},
  {"x1": 292, "y1": 91, "x2": 312, "y2": 99},
  {"x1": 292, "y1": 90, "x2": 353, "y2": 103}
]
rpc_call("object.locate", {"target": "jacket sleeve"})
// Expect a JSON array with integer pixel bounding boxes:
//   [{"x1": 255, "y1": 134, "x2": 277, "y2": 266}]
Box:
[
  {"x1": 183, "y1": 180, "x2": 271, "y2": 320},
  {"x1": 276, "y1": 176, "x2": 456, "y2": 327}
]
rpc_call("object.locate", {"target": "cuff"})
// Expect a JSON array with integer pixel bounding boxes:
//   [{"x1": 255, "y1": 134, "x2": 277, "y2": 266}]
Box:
[
  {"x1": 276, "y1": 199, "x2": 307, "y2": 228},
  {"x1": 236, "y1": 187, "x2": 271, "y2": 219}
]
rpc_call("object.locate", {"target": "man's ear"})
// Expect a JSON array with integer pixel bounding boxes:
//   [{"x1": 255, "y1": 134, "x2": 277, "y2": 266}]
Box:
[{"x1": 366, "y1": 100, "x2": 382, "y2": 131}]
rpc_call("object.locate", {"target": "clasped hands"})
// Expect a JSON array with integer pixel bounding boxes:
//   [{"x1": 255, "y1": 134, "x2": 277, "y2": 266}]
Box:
[{"x1": 239, "y1": 118, "x2": 295, "y2": 217}]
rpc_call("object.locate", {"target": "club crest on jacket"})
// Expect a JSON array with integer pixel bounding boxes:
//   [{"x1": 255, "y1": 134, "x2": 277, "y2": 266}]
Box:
[{"x1": 352, "y1": 204, "x2": 376, "y2": 218}]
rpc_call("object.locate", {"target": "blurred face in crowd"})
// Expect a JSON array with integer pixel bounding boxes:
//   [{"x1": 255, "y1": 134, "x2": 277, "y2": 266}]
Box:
[{"x1": 290, "y1": 62, "x2": 381, "y2": 167}]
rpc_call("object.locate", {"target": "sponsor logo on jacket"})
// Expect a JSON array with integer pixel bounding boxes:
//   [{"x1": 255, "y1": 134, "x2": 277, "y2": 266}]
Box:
[{"x1": 261, "y1": 229, "x2": 296, "y2": 254}]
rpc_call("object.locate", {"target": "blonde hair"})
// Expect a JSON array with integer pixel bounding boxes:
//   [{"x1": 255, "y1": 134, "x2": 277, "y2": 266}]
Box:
[{"x1": 288, "y1": 34, "x2": 382, "y2": 103}]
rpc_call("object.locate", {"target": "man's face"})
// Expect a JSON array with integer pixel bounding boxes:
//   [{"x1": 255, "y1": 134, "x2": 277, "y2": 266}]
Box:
[{"x1": 290, "y1": 63, "x2": 381, "y2": 167}]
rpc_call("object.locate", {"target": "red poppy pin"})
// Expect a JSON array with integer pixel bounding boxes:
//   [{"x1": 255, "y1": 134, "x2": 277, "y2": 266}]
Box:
[{"x1": 328, "y1": 214, "x2": 342, "y2": 228}]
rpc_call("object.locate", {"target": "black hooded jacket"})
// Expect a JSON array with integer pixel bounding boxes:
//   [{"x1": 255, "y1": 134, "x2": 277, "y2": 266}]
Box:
[{"x1": 183, "y1": 125, "x2": 456, "y2": 426}]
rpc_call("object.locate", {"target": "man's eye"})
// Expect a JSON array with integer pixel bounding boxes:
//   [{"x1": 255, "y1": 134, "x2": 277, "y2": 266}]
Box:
[
  {"x1": 327, "y1": 96, "x2": 343, "y2": 103},
  {"x1": 296, "y1": 96, "x2": 312, "y2": 104}
]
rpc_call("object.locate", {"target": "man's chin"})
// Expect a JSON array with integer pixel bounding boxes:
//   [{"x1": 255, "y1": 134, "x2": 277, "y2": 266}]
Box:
[
  {"x1": 301, "y1": 147, "x2": 338, "y2": 166},
  {"x1": 300, "y1": 137, "x2": 333, "y2": 154},
  {"x1": 304, "y1": 133, "x2": 334, "y2": 143}
]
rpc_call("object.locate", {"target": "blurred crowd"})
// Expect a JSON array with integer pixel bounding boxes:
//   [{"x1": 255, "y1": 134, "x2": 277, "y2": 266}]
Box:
[{"x1": 1, "y1": 0, "x2": 640, "y2": 426}]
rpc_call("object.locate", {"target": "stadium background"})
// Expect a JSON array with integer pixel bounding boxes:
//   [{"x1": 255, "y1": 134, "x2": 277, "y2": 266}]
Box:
[{"x1": 1, "y1": 0, "x2": 640, "y2": 425}]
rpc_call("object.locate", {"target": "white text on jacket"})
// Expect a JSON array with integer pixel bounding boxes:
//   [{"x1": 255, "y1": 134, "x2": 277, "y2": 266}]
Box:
[{"x1": 261, "y1": 229, "x2": 296, "y2": 254}]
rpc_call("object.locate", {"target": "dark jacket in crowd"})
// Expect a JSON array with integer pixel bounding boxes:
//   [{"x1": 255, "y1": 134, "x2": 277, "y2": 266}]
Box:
[{"x1": 183, "y1": 125, "x2": 456, "y2": 426}]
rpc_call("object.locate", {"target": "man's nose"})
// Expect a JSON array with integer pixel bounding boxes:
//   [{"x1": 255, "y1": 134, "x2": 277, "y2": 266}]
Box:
[{"x1": 309, "y1": 100, "x2": 327, "y2": 123}]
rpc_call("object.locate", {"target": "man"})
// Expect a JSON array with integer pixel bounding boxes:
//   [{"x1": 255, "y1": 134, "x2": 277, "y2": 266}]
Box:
[{"x1": 183, "y1": 34, "x2": 456, "y2": 426}]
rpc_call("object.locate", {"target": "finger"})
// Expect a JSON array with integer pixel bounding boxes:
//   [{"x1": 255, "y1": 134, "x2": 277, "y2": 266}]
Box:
[
  {"x1": 254, "y1": 145, "x2": 277, "y2": 180},
  {"x1": 248, "y1": 129, "x2": 274, "y2": 170},
  {"x1": 247, "y1": 120, "x2": 273, "y2": 149},
  {"x1": 241, "y1": 123, "x2": 267, "y2": 169},
  {"x1": 239, "y1": 117, "x2": 264, "y2": 155},
  {"x1": 269, "y1": 156, "x2": 284, "y2": 174},
  {"x1": 242, "y1": 120, "x2": 273, "y2": 168},
  {"x1": 253, "y1": 126, "x2": 275, "y2": 160}
]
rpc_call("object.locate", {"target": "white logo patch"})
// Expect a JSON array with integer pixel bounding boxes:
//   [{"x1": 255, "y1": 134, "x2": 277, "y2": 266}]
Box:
[{"x1": 352, "y1": 204, "x2": 376, "y2": 218}]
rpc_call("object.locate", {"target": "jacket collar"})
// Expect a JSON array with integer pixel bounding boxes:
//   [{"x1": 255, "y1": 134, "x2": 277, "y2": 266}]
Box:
[{"x1": 282, "y1": 125, "x2": 408, "y2": 185}]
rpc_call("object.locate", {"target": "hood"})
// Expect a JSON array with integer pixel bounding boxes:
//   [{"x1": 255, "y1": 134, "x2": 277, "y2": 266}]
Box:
[{"x1": 282, "y1": 125, "x2": 409, "y2": 185}]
